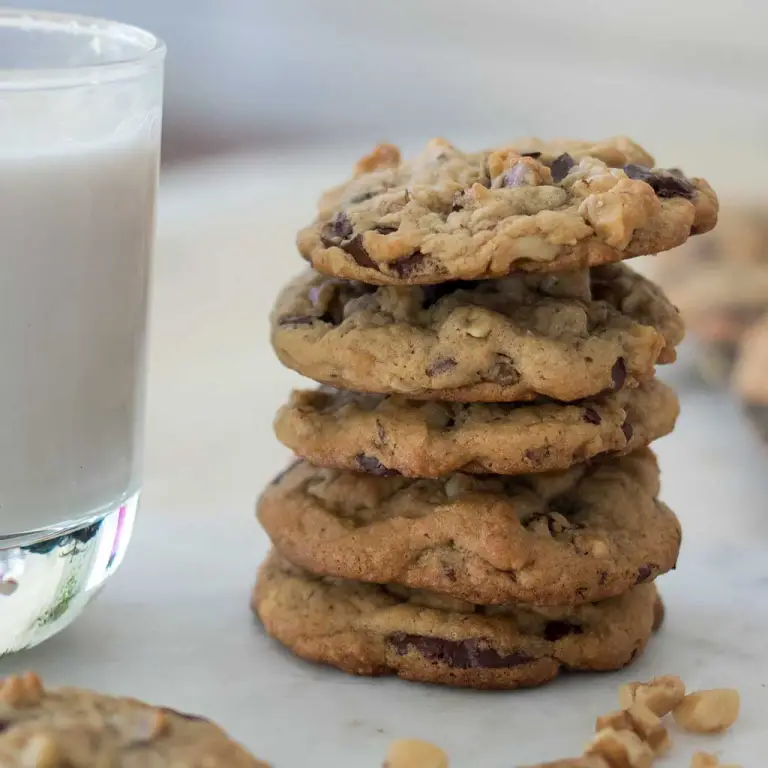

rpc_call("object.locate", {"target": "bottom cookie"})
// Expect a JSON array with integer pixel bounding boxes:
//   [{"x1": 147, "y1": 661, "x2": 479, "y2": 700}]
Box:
[{"x1": 253, "y1": 552, "x2": 664, "y2": 691}]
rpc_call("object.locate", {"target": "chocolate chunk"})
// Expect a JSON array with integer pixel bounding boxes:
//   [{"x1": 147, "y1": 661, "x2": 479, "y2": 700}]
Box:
[
  {"x1": 624, "y1": 164, "x2": 696, "y2": 199},
  {"x1": 621, "y1": 420, "x2": 634, "y2": 442},
  {"x1": 583, "y1": 407, "x2": 602, "y2": 425},
  {"x1": 354, "y1": 453, "x2": 399, "y2": 476},
  {"x1": 501, "y1": 162, "x2": 528, "y2": 187},
  {"x1": 426, "y1": 357, "x2": 457, "y2": 376},
  {"x1": 635, "y1": 564, "x2": 653, "y2": 584},
  {"x1": 611, "y1": 357, "x2": 627, "y2": 391},
  {"x1": 278, "y1": 314, "x2": 316, "y2": 326},
  {"x1": 161, "y1": 707, "x2": 210, "y2": 723},
  {"x1": 489, "y1": 354, "x2": 520, "y2": 385},
  {"x1": 521, "y1": 151, "x2": 542, "y2": 158},
  {"x1": 270, "y1": 459, "x2": 302, "y2": 486},
  {"x1": 389, "y1": 633, "x2": 532, "y2": 669},
  {"x1": 550, "y1": 153, "x2": 576, "y2": 183},
  {"x1": 543, "y1": 620, "x2": 584, "y2": 642},
  {"x1": 389, "y1": 251, "x2": 424, "y2": 278},
  {"x1": 323, "y1": 211, "x2": 354, "y2": 241},
  {"x1": 598, "y1": 570, "x2": 608, "y2": 585},
  {"x1": 375, "y1": 419, "x2": 387, "y2": 444},
  {"x1": 442, "y1": 564, "x2": 457, "y2": 582},
  {"x1": 341, "y1": 233, "x2": 380, "y2": 270}
]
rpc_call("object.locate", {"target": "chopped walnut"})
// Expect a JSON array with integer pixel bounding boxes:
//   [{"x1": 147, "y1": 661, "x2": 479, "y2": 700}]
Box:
[
  {"x1": 0, "y1": 673, "x2": 44, "y2": 707},
  {"x1": 519, "y1": 758, "x2": 611, "y2": 768},
  {"x1": 619, "y1": 675, "x2": 686, "y2": 715},
  {"x1": 578, "y1": 178, "x2": 661, "y2": 249},
  {"x1": 354, "y1": 143, "x2": 401, "y2": 176},
  {"x1": 690, "y1": 751, "x2": 741, "y2": 768},
  {"x1": 673, "y1": 689, "x2": 740, "y2": 734},
  {"x1": 596, "y1": 704, "x2": 670, "y2": 757},
  {"x1": 586, "y1": 728, "x2": 653, "y2": 768},
  {"x1": 463, "y1": 308, "x2": 493, "y2": 339},
  {"x1": 384, "y1": 739, "x2": 449, "y2": 768}
]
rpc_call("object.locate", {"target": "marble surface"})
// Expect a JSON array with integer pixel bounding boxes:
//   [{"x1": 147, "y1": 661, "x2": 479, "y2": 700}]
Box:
[{"x1": 1, "y1": 152, "x2": 767, "y2": 766}]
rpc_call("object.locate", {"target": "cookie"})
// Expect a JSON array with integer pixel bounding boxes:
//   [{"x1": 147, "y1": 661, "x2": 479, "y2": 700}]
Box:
[
  {"x1": 271, "y1": 264, "x2": 683, "y2": 402},
  {"x1": 296, "y1": 137, "x2": 717, "y2": 285},
  {"x1": 253, "y1": 552, "x2": 663, "y2": 690},
  {"x1": 0, "y1": 673, "x2": 267, "y2": 767},
  {"x1": 257, "y1": 449, "x2": 680, "y2": 606},
  {"x1": 651, "y1": 205, "x2": 768, "y2": 383},
  {"x1": 275, "y1": 379, "x2": 679, "y2": 477},
  {"x1": 733, "y1": 313, "x2": 768, "y2": 443}
]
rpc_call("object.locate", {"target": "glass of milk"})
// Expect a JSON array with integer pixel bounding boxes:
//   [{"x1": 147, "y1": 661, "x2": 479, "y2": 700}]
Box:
[{"x1": 0, "y1": 10, "x2": 164, "y2": 652}]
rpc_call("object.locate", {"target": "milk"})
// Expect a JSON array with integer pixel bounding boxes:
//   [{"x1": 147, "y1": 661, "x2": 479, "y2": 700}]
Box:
[{"x1": 0, "y1": 133, "x2": 159, "y2": 535}]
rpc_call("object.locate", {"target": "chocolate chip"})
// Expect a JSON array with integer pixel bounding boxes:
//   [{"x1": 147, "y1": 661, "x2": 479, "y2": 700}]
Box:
[
  {"x1": 389, "y1": 633, "x2": 532, "y2": 669},
  {"x1": 521, "y1": 151, "x2": 542, "y2": 158},
  {"x1": 426, "y1": 357, "x2": 457, "y2": 376},
  {"x1": 583, "y1": 407, "x2": 602, "y2": 425},
  {"x1": 635, "y1": 564, "x2": 653, "y2": 584},
  {"x1": 598, "y1": 570, "x2": 608, "y2": 585},
  {"x1": 543, "y1": 620, "x2": 584, "y2": 642},
  {"x1": 375, "y1": 419, "x2": 387, "y2": 444},
  {"x1": 624, "y1": 164, "x2": 696, "y2": 199},
  {"x1": 270, "y1": 459, "x2": 302, "y2": 486},
  {"x1": 611, "y1": 357, "x2": 627, "y2": 391},
  {"x1": 278, "y1": 315, "x2": 316, "y2": 326},
  {"x1": 161, "y1": 707, "x2": 210, "y2": 723},
  {"x1": 389, "y1": 251, "x2": 424, "y2": 278},
  {"x1": 550, "y1": 153, "x2": 576, "y2": 183},
  {"x1": 341, "y1": 233, "x2": 380, "y2": 270},
  {"x1": 524, "y1": 446, "x2": 550, "y2": 463},
  {"x1": 489, "y1": 354, "x2": 520, "y2": 385},
  {"x1": 621, "y1": 420, "x2": 634, "y2": 442},
  {"x1": 354, "y1": 453, "x2": 399, "y2": 476},
  {"x1": 442, "y1": 564, "x2": 457, "y2": 582}
]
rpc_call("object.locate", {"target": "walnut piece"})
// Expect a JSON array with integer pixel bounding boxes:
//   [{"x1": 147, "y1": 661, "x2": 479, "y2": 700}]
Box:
[
  {"x1": 384, "y1": 739, "x2": 449, "y2": 768},
  {"x1": 520, "y1": 759, "x2": 610, "y2": 768},
  {"x1": 619, "y1": 675, "x2": 686, "y2": 715},
  {"x1": 585, "y1": 728, "x2": 653, "y2": 768},
  {"x1": 689, "y1": 751, "x2": 741, "y2": 768},
  {"x1": 673, "y1": 689, "x2": 740, "y2": 734},
  {"x1": 595, "y1": 704, "x2": 670, "y2": 756}
]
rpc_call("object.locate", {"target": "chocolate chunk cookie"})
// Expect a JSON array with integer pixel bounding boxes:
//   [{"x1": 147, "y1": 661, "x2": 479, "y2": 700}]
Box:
[
  {"x1": 257, "y1": 449, "x2": 680, "y2": 606},
  {"x1": 0, "y1": 673, "x2": 267, "y2": 766},
  {"x1": 271, "y1": 264, "x2": 683, "y2": 402},
  {"x1": 253, "y1": 552, "x2": 663, "y2": 690},
  {"x1": 275, "y1": 379, "x2": 679, "y2": 477},
  {"x1": 652, "y1": 205, "x2": 768, "y2": 384},
  {"x1": 733, "y1": 312, "x2": 768, "y2": 444},
  {"x1": 297, "y1": 137, "x2": 718, "y2": 285}
]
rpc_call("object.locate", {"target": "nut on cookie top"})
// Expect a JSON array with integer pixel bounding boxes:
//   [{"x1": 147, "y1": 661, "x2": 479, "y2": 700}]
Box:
[
  {"x1": 0, "y1": 672, "x2": 267, "y2": 767},
  {"x1": 297, "y1": 136, "x2": 718, "y2": 285}
]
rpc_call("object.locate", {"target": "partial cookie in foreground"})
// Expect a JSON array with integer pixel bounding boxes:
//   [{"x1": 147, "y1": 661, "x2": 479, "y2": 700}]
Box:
[
  {"x1": 733, "y1": 313, "x2": 768, "y2": 444},
  {"x1": 0, "y1": 672, "x2": 267, "y2": 767},
  {"x1": 297, "y1": 136, "x2": 717, "y2": 285},
  {"x1": 272, "y1": 264, "x2": 683, "y2": 402},
  {"x1": 258, "y1": 450, "x2": 681, "y2": 606},
  {"x1": 253, "y1": 552, "x2": 663, "y2": 690},
  {"x1": 275, "y1": 379, "x2": 679, "y2": 477}
]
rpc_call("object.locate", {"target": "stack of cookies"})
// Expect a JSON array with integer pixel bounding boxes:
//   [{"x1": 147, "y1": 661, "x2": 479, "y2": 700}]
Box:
[{"x1": 253, "y1": 137, "x2": 718, "y2": 690}]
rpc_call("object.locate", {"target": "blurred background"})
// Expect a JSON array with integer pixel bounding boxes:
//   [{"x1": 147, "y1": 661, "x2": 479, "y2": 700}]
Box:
[{"x1": 10, "y1": 0, "x2": 768, "y2": 197}]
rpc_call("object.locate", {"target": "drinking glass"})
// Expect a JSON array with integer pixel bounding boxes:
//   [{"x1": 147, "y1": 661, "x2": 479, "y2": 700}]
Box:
[{"x1": 0, "y1": 10, "x2": 165, "y2": 653}]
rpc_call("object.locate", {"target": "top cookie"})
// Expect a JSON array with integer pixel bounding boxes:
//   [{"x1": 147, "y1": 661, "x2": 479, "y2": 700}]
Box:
[
  {"x1": 0, "y1": 673, "x2": 267, "y2": 767},
  {"x1": 297, "y1": 136, "x2": 718, "y2": 285}
]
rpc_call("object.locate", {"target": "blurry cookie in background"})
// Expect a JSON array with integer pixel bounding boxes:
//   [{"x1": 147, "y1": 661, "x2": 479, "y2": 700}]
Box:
[
  {"x1": 733, "y1": 312, "x2": 768, "y2": 445},
  {"x1": 650, "y1": 205, "x2": 768, "y2": 384}
]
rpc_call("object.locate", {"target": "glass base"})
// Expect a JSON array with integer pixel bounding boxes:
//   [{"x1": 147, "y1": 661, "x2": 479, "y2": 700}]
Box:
[{"x1": 0, "y1": 493, "x2": 138, "y2": 655}]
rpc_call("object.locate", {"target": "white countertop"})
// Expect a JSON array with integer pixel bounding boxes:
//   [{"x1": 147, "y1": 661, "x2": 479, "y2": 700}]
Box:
[{"x1": 2, "y1": 151, "x2": 767, "y2": 766}]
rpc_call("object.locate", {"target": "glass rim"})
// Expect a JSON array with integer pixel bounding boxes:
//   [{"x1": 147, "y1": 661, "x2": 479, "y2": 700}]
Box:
[{"x1": 0, "y1": 8, "x2": 165, "y2": 90}]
